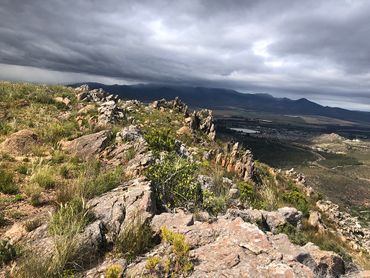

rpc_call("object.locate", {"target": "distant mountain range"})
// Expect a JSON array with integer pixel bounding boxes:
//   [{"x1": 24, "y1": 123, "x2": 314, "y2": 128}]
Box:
[{"x1": 70, "y1": 82, "x2": 370, "y2": 124}]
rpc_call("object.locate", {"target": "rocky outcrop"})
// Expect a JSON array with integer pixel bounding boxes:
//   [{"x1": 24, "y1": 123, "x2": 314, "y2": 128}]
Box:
[
  {"x1": 101, "y1": 125, "x2": 154, "y2": 176},
  {"x1": 317, "y1": 200, "x2": 370, "y2": 253},
  {"x1": 75, "y1": 85, "x2": 125, "y2": 125},
  {"x1": 22, "y1": 177, "x2": 155, "y2": 270},
  {"x1": 185, "y1": 109, "x2": 216, "y2": 140},
  {"x1": 215, "y1": 142, "x2": 255, "y2": 181},
  {"x1": 226, "y1": 207, "x2": 303, "y2": 232},
  {"x1": 0, "y1": 129, "x2": 39, "y2": 155},
  {"x1": 128, "y1": 211, "x2": 347, "y2": 277},
  {"x1": 151, "y1": 97, "x2": 189, "y2": 116},
  {"x1": 60, "y1": 130, "x2": 111, "y2": 159}
]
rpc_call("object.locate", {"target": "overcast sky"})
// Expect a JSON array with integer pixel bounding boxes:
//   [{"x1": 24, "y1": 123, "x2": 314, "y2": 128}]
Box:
[{"x1": 1, "y1": 0, "x2": 370, "y2": 111}]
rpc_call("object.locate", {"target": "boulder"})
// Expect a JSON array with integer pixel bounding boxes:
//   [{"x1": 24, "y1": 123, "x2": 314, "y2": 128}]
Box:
[
  {"x1": 0, "y1": 129, "x2": 39, "y2": 155},
  {"x1": 60, "y1": 130, "x2": 111, "y2": 159}
]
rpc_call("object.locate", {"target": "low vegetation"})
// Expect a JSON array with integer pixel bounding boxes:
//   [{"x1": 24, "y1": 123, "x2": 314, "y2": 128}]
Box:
[
  {"x1": 115, "y1": 214, "x2": 155, "y2": 263},
  {"x1": 145, "y1": 227, "x2": 192, "y2": 276},
  {"x1": 146, "y1": 152, "x2": 202, "y2": 209}
]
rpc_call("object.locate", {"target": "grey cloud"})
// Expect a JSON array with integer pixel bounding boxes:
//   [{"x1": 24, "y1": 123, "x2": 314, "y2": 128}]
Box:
[{"x1": 0, "y1": 0, "x2": 370, "y2": 110}]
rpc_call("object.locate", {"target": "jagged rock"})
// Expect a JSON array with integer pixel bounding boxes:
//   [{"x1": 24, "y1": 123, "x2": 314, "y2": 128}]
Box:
[
  {"x1": 308, "y1": 210, "x2": 326, "y2": 233},
  {"x1": 175, "y1": 139, "x2": 191, "y2": 158},
  {"x1": 151, "y1": 97, "x2": 189, "y2": 115},
  {"x1": 97, "y1": 100, "x2": 125, "y2": 125},
  {"x1": 116, "y1": 125, "x2": 143, "y2": 143},
  {"x1": 227, "y1": 207, "x2": 302, "y2": 232},
  {"x1": 60, "y1": 130, "x2": 111, "y2": 159},
  {"x1": 0, "y1": 129, "x2": 39, "y2": 155},
  {"x1": 215, "y1": 145, "x2": 255, "y2": 181},
  {"x1": 277, "y1": 207, "x2": 303, "y2": 228},
  {"x1": 302, "y1": 243, "x2": 345, "y2": 277},
  {"x1": 129, "y1": 211, "x2": 348, "y2": 277}
]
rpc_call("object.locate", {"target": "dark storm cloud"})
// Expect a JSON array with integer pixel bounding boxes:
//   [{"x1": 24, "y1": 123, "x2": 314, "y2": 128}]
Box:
[{"x1": 1, "y1": 0, "x2": 370, "y2": 110}]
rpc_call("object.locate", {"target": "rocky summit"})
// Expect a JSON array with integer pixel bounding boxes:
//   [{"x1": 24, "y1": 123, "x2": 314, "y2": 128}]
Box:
[{"x1": 0, "y1": 82, "x2": 369, "y2": 277}]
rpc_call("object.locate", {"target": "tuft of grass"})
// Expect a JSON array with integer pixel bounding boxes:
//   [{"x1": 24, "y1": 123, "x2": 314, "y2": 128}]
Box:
[
  {"x1": 79, "y1": 163, "x2": 123, "y2": 200},
  {"x1": 0, "y1": 240, "x2": 17, "y2": 267},
  {"x1": 48, "y1": 198, "x2": 91, "y2": 237},
  {"x1": 115, "y1": 214, "x2": 155, "y2": 263},
  {"x1": 31, "y1": 165, "x2": 57, "y2": 189},
  {"x1": 24, "y1": 183, "x2": 43, "y2": 206},
  {"x1": 0, "y1": 168, "x2": 19, "y2": 194}
]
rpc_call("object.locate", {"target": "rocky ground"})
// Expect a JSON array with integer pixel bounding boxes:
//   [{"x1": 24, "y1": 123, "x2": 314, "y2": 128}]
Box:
[{"x1": 0, "y1": 82, "x2": 369, "y2": 277}]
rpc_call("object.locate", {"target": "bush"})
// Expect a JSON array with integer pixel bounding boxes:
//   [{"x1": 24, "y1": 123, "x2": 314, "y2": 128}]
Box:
[
  {"x1": 238, "y1": 181, "x2": 254, "y2": 203},
  {"x1": 146, "y1": 153, "x2": 202, "y2": 209},
  {"x1": 31, "y1": 165, "x2": 57, "y2": 189},
  {"x1": 115, "y1": 214, "x2": 154, "y2": 263},
  {"x1": 282, "y1": 191, "x2": 309, "y2": 216},
  {"x1": 0, "y1": 168, "x2": 18, "y2": 194},
  {"x1": 0, "y1": 240, "x2": 16, "y2": 267},
  {"x1": 161, "y1": 227, "x2": 193, "y2": 275},
  {"x1": 105, "y1": 264, "x2": 124, "y2": 278},
  {"x1": 275, "y1": 223, "x2": 308, "y2": 246},
  {"x1": 202, "y1": 190, "x2": 228, "y2": 216},
  {"x1": 144, "y1": 128, "x2": 176, "y2": 153}
]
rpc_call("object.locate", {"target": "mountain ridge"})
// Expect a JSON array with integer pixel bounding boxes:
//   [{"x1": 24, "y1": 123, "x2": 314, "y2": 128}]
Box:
[{"x1": 70, "y1": 82, "x2": 370, "y2": 124}]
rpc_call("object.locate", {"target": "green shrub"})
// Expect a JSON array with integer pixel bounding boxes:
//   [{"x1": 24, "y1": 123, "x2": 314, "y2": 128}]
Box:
[
  {"x1": 0, "y1": 240, "x2": 17, "y2": 267},
  {"x1": 275, "y1": 223, "x2": 308, "y2": 246},
  {"x1": 238, "y1": 181, "x2": 254, "y2": 203},
  {"x1": 0, "y1": 168, "x2": 18, "y2": 194},
  {"x1": 161, "y1": 227, "x2": 193, "y2": 275},
  {"x1": 146, "y1": 153, "x2": 202, "y2": 209},
  {"x1": 282, "y1": 191, "x2": 309, "y2": 216},
  {"x1": 105, "y1": 264, "x2": 124, "y2": 278},
  {"x1": 115, "y1": 214, "x2": 154, "y2": 263},
  {"x1": 202, "y1": 190, "x2": 228, "y2": 216},
  {"x1": 145, "y1": 256, "x2": 161, "y2": 273},
  {"x1": 144, "y1": 127, "x2": 176, "y2": 152},
  {"x1": 31, "y1": 165, "x2": 56, "y2": 189}
]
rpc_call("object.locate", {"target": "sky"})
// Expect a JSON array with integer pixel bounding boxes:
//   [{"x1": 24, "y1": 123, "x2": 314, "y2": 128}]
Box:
[{"x1": 1, "y1": 0, "x2": 370, "y2": 111}]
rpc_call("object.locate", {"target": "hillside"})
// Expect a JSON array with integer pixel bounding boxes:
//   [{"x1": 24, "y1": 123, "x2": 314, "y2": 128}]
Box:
[
  {"x1": 71, "y1": 83, "x2": 370, "y2": 125},
  {"x1": 1, "y1": 82, "x2": 370, "y2": 277}
]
